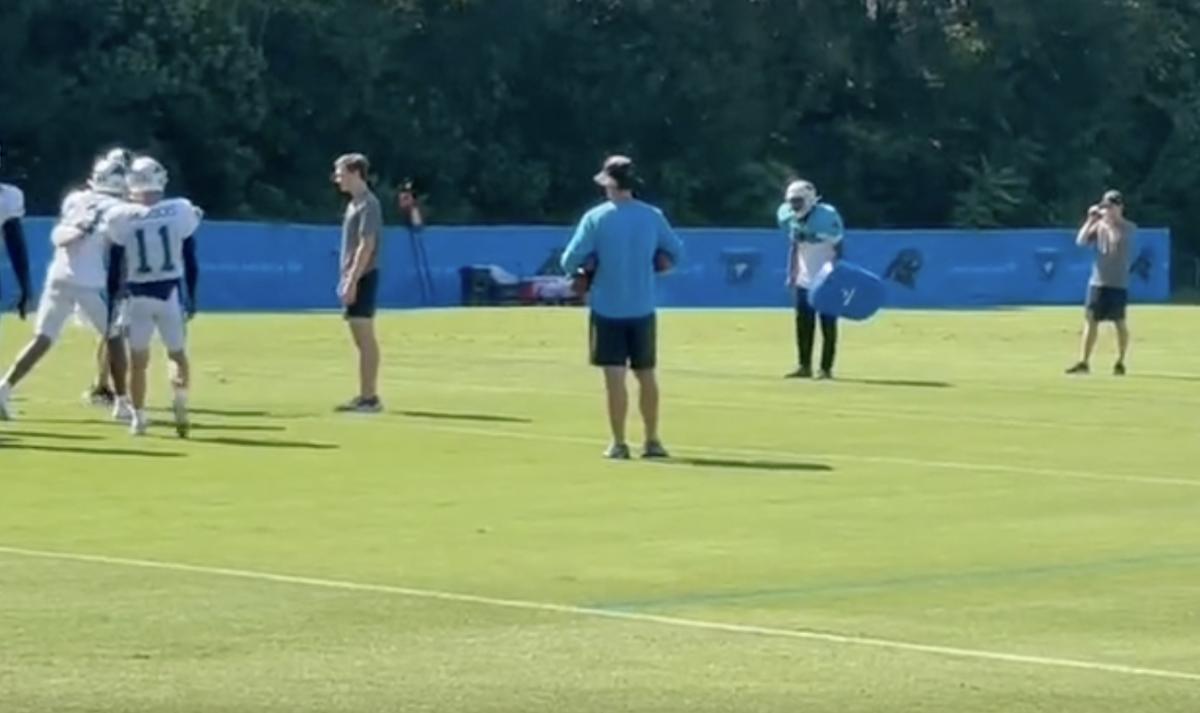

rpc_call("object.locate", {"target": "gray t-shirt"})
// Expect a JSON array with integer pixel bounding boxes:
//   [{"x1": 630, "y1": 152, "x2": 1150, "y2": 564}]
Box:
[
  {"x1": 341, "y1": 190, "x2": 383, "y2": 273},
  {"x1": 1089, "y1": 218, "x2": 1135, "y2": 289}
]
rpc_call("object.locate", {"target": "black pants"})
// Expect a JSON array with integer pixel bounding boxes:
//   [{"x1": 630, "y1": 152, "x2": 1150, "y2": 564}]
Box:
[{"x1": 795, "y1": 288, "x2": 837, "y2": 371}]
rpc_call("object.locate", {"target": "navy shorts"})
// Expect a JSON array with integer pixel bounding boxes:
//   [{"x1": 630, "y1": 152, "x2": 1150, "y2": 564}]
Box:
[
  {"x1": 1086, "y1": 286, "x2": 1128, "y2": 322},
  {"x1": 589, "y1": 312, "x2": 657, "y2": 370},
  {"x1": 345, "y1": 270, "x2": 380, "y2": 319}
]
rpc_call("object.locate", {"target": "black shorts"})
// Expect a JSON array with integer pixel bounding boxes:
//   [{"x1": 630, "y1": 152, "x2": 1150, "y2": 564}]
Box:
[
  {"x1": 345, "y1": 269, "x2": 380, "y2": 319},
  {"x1": 1086, "y1": 286, "x2": 1128, "y2": 322},
  {"x1": 589, "y1": 312, "x2": 657, "y2": 370}
]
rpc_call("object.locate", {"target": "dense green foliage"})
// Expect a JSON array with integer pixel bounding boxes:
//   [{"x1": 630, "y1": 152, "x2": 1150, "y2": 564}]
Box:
[{"x1": 2, "y1": 0, "x2": 1199, "y2": 249}]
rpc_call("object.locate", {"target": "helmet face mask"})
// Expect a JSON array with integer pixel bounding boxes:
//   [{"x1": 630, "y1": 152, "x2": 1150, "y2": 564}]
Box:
[
  {"x1": 88, "y1": 157, "x2": 128, "y2": 196},
  {"x1": 126, "y1": 156, "x2": 168, "y2": 195},
  {"x1": 785, "y1": 180, "x2": 820, "y2": 216},
  {"x1": 104, "y1": 147, "x2": 134, "y2": 171}
]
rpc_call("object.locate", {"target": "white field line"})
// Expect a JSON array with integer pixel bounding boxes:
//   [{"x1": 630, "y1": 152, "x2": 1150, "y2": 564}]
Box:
[{"x1": 0, "y1": 545, "x2": 1197, "y2": 684}]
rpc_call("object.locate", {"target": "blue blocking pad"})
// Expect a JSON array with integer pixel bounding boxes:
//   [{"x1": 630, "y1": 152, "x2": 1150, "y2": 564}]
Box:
[{"x1": 808, "y1": 262, "x2": 886, "y2": 321}]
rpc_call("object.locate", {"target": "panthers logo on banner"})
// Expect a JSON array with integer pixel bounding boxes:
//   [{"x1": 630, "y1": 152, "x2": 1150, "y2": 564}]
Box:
[
  {"x1": 1034, "y1": 248, "x2": 1060, "y2": 282},
  {"x1": 721, "y1": 249, "x2": 760, "y2": 284},
  {"x1": 1130, "y1": 247, "x2": 1153, "y2": 283},
  {"x1": 884, "y1": 248, "x2": 923, "y2": 288}
]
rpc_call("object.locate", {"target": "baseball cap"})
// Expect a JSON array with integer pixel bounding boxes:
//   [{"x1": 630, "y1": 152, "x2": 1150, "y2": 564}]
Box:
[
  {"x1": 593, "y1": 155, "x2": 637, "y2": 189},
  {"x1": 1100, "y1": 189, "x2": 1124, "y2": 206}
]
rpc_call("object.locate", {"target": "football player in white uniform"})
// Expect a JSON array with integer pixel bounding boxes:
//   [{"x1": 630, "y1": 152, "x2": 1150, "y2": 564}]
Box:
[
  {"x1": 0, "y1": 143, "x2": 33, "y2": 361},
  {"x1": 85, "y1": 147, "x2": 134, "y2": 408},
  {"x1": 100, "y1": 156, "x2": 201, "y2": 437},
  {"x1": 0, "y1": 155, "x2": 130, "y2": 420}
]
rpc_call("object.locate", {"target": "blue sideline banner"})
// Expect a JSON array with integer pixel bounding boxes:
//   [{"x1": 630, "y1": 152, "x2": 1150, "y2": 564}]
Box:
[{"x1": 3, "y1": 219, "x2": 1171, "y2": 311}]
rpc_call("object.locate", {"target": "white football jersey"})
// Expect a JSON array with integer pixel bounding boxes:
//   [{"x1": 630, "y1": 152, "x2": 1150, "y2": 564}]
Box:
[
  {"x1": 101, "y1": 197, "x2": 202, "y2": 284},
  {"x1": 47, "y1": 190, "x2": 126, "y2": 289},
  {"x1": 0, "y1": 183, "x2": 25, "y2": 225}
]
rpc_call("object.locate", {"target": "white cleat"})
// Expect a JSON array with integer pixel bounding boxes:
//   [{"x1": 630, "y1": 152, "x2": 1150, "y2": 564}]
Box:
[
  {"x1": 172, "y1": 397, "x2": 189, "y2": 439},
  {"x1": 112, "y1": 399, "x2": 133, "y2": 423},
  {"x1": 0, "y1": 396, "x2": 13, "y2": 421},
  {"x1": 130, "y1": 417, "x2": 148, "y2": 437}
]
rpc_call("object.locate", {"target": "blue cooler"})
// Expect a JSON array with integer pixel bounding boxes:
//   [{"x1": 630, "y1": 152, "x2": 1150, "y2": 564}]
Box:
[{"x1": 808, "y1": 261, "x2": 886, "y2": 321}]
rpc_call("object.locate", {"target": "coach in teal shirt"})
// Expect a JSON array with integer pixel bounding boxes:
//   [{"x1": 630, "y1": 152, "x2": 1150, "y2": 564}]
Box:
[{"x1": 561, "y1": 155, "x2": 684, "y2": 460}]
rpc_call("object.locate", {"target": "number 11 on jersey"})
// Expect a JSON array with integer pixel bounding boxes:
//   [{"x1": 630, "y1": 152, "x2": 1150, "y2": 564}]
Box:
[{"x1": 134, "y1": 226, "x2": 176, "y2": 274}]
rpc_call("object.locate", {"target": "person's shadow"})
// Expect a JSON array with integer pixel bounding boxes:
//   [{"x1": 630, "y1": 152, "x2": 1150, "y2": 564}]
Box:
[
  {"x1": 396, "y1": 410, "x2": 533, "y2": 424},
  {"x1": 834, "y1": 378, "x2": 953, "y2": 389},
  {"x1": 0, "y1": 437, "x2": 184, "y2": 458},
  {"x1": 187, "y1": 435, "x2": 339, "y2": 450},
  {"x1": 1132, "y1": 373, "x2": 1200, "y2": 383},
  {"x1": 657, "y1": 456, "x2": 832, "y2": 474}
]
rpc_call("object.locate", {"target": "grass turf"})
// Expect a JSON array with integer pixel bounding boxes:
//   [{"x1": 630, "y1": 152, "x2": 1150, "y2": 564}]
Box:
[{"x1": 1, "y1": 306, "x2": 1198, "y2": 712}]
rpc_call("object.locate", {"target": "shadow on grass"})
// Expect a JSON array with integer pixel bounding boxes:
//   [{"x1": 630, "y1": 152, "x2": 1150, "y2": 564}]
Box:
[
  {"x1": 0, "y1": 429, "x2": 103, "y2": 442},
  {"x1": 189, "y1": 435, "x2": 338, "y2": 451},
  {"x1": 0, "y1": 439, "x2": 184, "y2": 458},
  {"x1": 834, "y1": 378, "x2": 954, "y2": 389},
  {"x1": 659, "y1": 456, "x2": 833, "y2": 474},
  {"x1": 396, "y1": 409, "x2": 533, "y2": 424}
]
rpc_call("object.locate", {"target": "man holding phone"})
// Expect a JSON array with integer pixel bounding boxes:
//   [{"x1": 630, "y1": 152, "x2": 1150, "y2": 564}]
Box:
[{"x1": 1067, "y1": 190, "x2": 1136, "y2": 376}]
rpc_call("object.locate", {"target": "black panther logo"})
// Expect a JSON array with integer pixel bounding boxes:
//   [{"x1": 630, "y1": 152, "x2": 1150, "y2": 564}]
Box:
[
  {"x1": 1130, "y1": 247, "x2": 1153, "y2": 283},
  {"x1": 1035, "y1": 249, "x2": 1060, "y2": 282},
  {"x1": 884, "y1": 248, "x2": 923, "y2": 289},
  {"x1": 721, "y1": 251, "x2": 760, "y2": 284}
]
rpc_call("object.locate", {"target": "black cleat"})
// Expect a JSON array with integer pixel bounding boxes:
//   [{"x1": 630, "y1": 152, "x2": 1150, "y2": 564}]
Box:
[
  {"x1": 1114, "y1": 362, "x2": 1127, "y2": 376},
  {"x1": 84, "y1": 386, "x2": 116, "y2": 407},
  {"x1": 1065, "y1": 362, "x2": 1090, "y2": 375},
  {"x1": 604, "y1": 443, "x2": 631, "y2": 460},
  {"x1": 786, "y1": 367, "x2": 813, "y2": 379},
  {"x1": 642, "y1": 440, "x2": 670, "y2": 460}
]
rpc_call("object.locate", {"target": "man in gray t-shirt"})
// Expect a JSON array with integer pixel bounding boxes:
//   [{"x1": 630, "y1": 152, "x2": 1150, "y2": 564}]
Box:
[
  {"x1": 332, "y1": 153, "x2": 384, "y2": 412},
  {"x1": 1067, "y1": 190, "x2": 1136, "y2": 376}
]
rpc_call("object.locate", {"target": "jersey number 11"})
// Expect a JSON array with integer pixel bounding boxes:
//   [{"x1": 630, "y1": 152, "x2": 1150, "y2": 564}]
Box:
[{"x1": 134, "y1": 226, "x2": 176, "y2": 274}]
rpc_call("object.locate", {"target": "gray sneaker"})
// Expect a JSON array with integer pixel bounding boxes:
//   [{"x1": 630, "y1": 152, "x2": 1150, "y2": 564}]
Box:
[
  {"x1": 335, "y1": 396, "x2": 384, "y2": 414},
  {"x1": 604, "y1": 443, "x2": 632, "y2": 460},
  {"x1": 642, "y1": 440, "x2": 670, "y2": 459}
]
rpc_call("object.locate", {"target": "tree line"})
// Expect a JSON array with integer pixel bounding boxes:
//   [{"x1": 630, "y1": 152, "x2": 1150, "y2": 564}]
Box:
[{"x1": 2, "y1": 0, "x2": 1198, "y2": 259}]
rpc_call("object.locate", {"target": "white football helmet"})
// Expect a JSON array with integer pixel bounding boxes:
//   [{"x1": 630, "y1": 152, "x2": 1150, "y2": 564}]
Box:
[
  {"x1": 785, "y1": 179, "x2": 820, "y2": 216},
  {"x1": 104, "y1": 147, "x2": 134, "y2": 170},
  {"x1": 126, "y1": 156, "x2": 168, "y2": 194},
  {"x1": 88, "y1": 157, "x2": 128, "y2": 196}
]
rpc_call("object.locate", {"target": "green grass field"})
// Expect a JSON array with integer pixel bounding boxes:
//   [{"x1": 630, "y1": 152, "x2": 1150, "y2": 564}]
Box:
[{"x1": 2, "y1": 306, "x2": 1199, "y2": 712}]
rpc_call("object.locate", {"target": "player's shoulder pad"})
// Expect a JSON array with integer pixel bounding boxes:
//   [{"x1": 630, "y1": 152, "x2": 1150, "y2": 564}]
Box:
[
  {"x1": 105, "y1": 200, "x2": 144, "y2": 220},
  {"x1": 156, "y1": 196, "x2": 197, "y2": 212},
  {"x1": 0, "y1": 183, "x2": 26, "y2": 223},
  {"x1": 165, "y1": 197, "x2": 204, "y2": 224},
  {"x1": 811, "y1": 203, "x2": 844, "y2": 234},
  {"x1": 776, "y1": 202, "x2": 794, "y2": 223}
]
